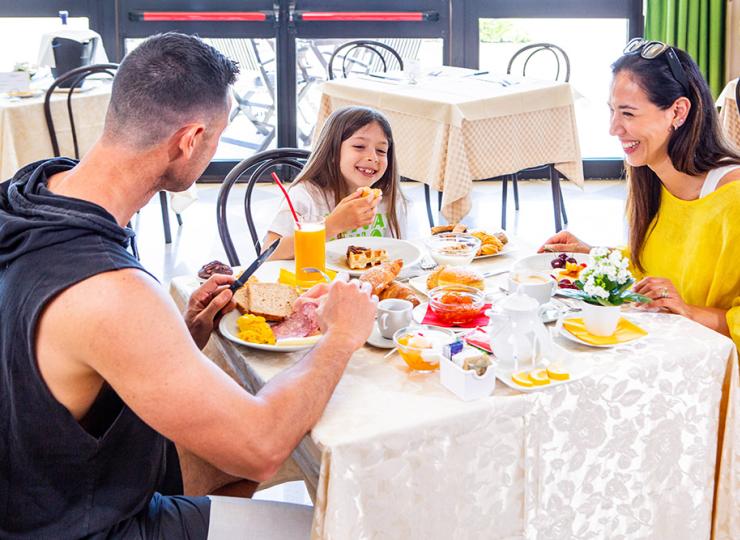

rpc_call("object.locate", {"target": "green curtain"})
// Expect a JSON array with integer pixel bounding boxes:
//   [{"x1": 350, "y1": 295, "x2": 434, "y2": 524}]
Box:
[{"x1": 645, "y1": 0, "x2": 725, "y2": 97}]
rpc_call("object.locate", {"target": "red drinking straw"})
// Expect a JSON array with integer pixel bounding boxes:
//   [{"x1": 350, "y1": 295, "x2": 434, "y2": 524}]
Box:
[{"x1": 271, "y1": 172, "x2": 301, "y2": 230}]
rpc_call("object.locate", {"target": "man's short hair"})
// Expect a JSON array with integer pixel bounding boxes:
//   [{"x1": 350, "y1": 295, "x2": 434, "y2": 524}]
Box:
[{"x1": 105, "y1": 32, "x2": 239, "y2": 148}]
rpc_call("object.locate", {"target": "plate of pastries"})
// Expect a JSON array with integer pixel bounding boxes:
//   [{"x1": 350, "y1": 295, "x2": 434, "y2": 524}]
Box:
[
  {"x1": 325, "y1": 236, "x2": 422, "y2": 277},
  {"x1": 430, "y1": 224, "x2": 509, "y2": 258}
]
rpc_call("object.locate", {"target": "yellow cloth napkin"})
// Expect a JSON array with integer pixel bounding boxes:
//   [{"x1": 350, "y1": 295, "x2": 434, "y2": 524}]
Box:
[
  {"x1": 563, "y1": 317, "x2": 647, "y2": 345},
  {"x1": 278, "y1": 267, "x2": 336, "y2": 287}
]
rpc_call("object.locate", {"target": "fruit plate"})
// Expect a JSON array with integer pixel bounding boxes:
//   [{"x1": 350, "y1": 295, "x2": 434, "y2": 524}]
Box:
[
  {"x1": 494, "y1": 360, "x2": 591, "y2": 393},
  {"x1": 325, "y1": 237, "x2": 422, "y2": 277},
  {"x1": 219, "y1": 310, "x2": 321, "y2": 352},
  {"x1": 511, "y1": 253, "x2": 588, "y2": 296}
]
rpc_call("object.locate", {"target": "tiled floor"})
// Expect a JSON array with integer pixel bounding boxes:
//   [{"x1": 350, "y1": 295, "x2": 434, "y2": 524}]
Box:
[
  {"x1": 137, "y1": 177, "x2": 627, "y2": 505},
  {"x1": 137, "y1": 178, "x2": 628, "y2": 284}
]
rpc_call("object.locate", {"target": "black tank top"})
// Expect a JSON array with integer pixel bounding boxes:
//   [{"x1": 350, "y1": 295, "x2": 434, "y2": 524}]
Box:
[{"x1": 0, "y1": 159, "x2": 174, "y2": 538}]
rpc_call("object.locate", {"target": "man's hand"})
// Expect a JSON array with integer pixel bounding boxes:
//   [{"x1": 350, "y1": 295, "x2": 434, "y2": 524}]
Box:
[
  {"x1": 316, "y1": 273, "x2": 377, "y2": 352},
  {"x1": 184, "y1": 274, "x2": 236, "y2": 349}
]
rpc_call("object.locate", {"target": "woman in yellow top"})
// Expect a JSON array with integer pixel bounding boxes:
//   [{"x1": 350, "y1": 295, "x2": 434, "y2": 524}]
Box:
[{"x1": 540, "y1": 40, "x2": 740, "y2": 348}]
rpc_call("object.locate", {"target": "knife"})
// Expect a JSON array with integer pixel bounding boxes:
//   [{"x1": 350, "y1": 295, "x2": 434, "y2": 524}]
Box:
[{"x1": 229, "y1": 238, "x2": 281, "y2": 293}]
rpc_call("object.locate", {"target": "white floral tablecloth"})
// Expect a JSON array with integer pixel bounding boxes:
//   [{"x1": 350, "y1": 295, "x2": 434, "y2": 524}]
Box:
[{"x1": 170, "y1": 257, "x2": 737, "y2": 540}]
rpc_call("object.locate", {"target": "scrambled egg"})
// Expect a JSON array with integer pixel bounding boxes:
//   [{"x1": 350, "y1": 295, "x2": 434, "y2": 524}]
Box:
[{"x1": 237, "y1": 314, "x2": 276, "y2": 345}]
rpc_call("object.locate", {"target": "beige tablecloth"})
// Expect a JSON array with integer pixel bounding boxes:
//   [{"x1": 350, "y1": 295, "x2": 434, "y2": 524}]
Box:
[
  {"x1": 717, "y1": 79, "x2": 740, "y2": 152},
  {"x1": 316, "y1": 69, "x2": 584, "y2": 223},
  {"x1": 0, "y1": 83, "x2": 197, "y2": 211},
  {"x1": 0, "y1": 85, "x2": 111, "y2": 180},
  {"x1": 170, "y1": 254, "x2": 737, "y2": 540}
]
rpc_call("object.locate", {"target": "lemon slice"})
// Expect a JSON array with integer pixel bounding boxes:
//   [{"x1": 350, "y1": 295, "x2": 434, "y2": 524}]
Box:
[
  {"x1": 546, "y1": 363, "x2": 570, "y2": 381},
  {"x1": 527, "y1": 368, "x2": 551, "y2": 386},
  {"x1": 511, "y1": 371, "x2": 534, "y2": 387}
]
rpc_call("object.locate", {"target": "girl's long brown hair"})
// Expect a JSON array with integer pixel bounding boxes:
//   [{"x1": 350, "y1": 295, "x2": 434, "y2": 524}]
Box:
[
  {"x1": 612, "y1": 50, "x2": 740, "y2": 272},
  {"x1": 294, "y1": 106, "x2": 406, "y2": 238}
]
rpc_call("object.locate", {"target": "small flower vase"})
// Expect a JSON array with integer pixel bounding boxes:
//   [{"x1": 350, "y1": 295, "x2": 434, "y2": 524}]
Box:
[{"x1": 581, "y1": 302, "x2": 621, "y2": 336}]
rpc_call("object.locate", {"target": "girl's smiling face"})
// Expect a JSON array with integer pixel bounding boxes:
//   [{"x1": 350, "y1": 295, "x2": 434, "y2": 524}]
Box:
[
  {"x1": 339, "y1": 121, "x2": 389, "y2": 190},
  {"x1": 608, "y1": 70, "x2": 681, "y2": 169}
]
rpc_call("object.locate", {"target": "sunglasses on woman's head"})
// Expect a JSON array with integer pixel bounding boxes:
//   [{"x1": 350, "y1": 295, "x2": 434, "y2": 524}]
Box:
[{"x1": 623, "y1": 38, "x2": 691, "y2": 95}]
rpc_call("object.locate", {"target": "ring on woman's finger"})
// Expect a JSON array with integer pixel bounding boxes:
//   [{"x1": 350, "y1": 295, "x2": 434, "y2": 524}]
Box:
[{"x1": 659, "y1": 287, "x2": 669, "y2": 299}]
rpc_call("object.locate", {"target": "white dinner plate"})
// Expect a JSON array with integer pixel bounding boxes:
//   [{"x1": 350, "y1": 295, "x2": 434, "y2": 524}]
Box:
[
  {"x1": 556, "y1": 314, "x2": 646, "y2": 349},
  {"x1": 511, "y1": 252, "x2": 588, "y2": 296},
  {"x1": 219, "y1": 310, "x2": 321, "y2": 352},
  {"x1": 325, "y1": 237, "x2": 422, "y2": 277},
  {"x1": 407, "y1": 271, "x2": 509, "y2": 298},
  {"x1": 494, "y1": 360, "x2": 591, "y2": 393}
]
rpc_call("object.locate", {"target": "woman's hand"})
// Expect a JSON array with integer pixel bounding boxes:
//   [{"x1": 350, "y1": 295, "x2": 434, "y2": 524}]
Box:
[
  {"x1": 538, "y1": 231, "x2": 591, "y2": 253},
  {"x1": 633, "y1": 276, "x2": 690, "y2": 316},
  {"x1": 326, "y1": 189, "x2": 381, "y2": 237},
  {"x1": 184, "y1": 274, "x2": 236, "y2": 349}
]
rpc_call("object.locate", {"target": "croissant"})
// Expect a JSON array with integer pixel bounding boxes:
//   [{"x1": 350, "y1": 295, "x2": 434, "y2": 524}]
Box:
[
  {"x1": 359, "y1": 259, "x2": 403, "y2": 296},
  {"x1": 379, "y1": 280, "x2": 420, "y2": 307},
  {"x1": 426, "y1": 265, "x2": 446, "y2": 290}
]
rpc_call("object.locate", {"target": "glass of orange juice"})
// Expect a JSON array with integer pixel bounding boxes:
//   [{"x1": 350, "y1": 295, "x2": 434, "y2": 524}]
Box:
[{"x1": 294, "y1": 216, "x2": 326, "y2": 287}]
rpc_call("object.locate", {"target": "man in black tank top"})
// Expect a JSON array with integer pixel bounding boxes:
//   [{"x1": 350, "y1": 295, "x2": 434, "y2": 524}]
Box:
[{"x1": 0, "y1": 33, "x2": 378, "y2": 539}]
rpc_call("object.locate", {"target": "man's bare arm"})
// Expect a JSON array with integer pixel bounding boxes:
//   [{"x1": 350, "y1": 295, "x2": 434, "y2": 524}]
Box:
[{"x1": 36, "y1": 269, "x2": 376, "y2": 482}]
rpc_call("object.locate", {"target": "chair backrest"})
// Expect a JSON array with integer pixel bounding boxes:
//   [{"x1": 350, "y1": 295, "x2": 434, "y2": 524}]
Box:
[
  {"x1": 217, "y1": 148, "x2": 310, "y2": 265},
  {"x1": 507, "y1": 43, "x2": 570, "y2": 82},
  {"x1": 327, "y1": 40, "x2": 404, "y2": 80},
  {"x1": 43, "y1": 63, "x2": 118, "y2": 158}
]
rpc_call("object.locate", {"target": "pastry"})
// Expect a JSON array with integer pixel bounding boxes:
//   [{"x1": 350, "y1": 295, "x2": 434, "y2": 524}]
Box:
[
  {"x1": 469, "y1": 230, "x2": 505, "y2": 256},
  {"x1": 198, "y1": 260, "x2": 233, "y2": 280},
  {"x1": 430, "y1": 223, "x2": 468, "y2": 235},
  {"x1": 359, "y1": 259, "x2": 403, "y2": 295},
  {"x1": 359, "y1": 186, "x2": 382, "y2": 199},
  {"x1": 429, "y1": 266, "x2": 485, "y2": 290},
  {"x1": 378, "y1": 280, "x2": 421, "y2": 307},
  {"x1": 346, "y1": 245, "x2": 389, "y2": 269}
]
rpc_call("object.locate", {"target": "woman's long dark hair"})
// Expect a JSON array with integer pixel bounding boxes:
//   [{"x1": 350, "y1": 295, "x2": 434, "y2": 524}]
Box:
[
  {"x1": 294, "y1": 106, "x2": 406, "y2": 238},
  {"x1": 612, "y1": 48, "x2": 740, "y2": 271}
]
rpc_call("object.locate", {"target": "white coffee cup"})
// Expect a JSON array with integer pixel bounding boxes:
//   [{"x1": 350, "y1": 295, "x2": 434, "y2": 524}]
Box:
[
  {"x1": 508, "y1": 273, "x2": 555, "y2": 306},
  {"x1": 377, "y1": 299, "x2": 413, "y2": 339}
]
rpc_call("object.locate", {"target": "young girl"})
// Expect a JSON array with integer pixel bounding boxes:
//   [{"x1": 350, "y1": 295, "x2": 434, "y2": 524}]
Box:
[{"x1": 265, "y1": 106, "x2": 407, "y2": 259}]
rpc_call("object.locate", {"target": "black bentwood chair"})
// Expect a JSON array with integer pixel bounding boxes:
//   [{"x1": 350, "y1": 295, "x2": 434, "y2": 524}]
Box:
[
  {"x1": 217, "y1": 148, "x2": 310, "y2": 266},
  {"x1": 503, "y1": 43, "x2": 571, "y2": 232},
  {"x1": 327, "y1": 39, "x2": 404, "y2": 80},
  {"x1": 44, "y1": 64, "x2": 183, "y2": 254}
]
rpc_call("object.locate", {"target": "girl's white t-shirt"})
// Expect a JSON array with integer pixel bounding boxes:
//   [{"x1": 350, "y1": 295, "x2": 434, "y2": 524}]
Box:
[{"x1": 268, "y1": 182, "x2": 406, "y2": 239}]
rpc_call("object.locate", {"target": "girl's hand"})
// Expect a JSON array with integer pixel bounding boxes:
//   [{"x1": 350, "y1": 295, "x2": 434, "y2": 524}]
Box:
[
  {"x1": 633, "y1": 277, "x2": 690, "y2": 316},
  {"x1": 326, "y1": 190, "x2": 381, "y2": 236},
  {"x1": 538, "y1": 231, "x2": 591, "y2": 253}
]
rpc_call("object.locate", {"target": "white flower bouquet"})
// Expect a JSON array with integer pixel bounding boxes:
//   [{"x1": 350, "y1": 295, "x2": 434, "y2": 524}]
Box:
[{"x1": 560, "y1": 247, "x2": 650, "y2": 307}]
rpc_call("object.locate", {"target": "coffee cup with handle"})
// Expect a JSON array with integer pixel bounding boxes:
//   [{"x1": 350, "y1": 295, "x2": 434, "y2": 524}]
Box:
[
  {"x1": 377, "y1": 299, "x2": 413, "y2": 339},
  {"x1": 507, "y1": 272, "x2": 555, "y2": 306}
]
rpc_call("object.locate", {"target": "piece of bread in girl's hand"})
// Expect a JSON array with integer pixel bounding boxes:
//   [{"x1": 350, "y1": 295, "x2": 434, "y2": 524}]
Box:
[
  {"x1": 378, "y1": 280, "x2": 420, "y2": 306},
  {"x1": 359, "y1": 259, "x2": 403, "y2": 296},
  {"x1": 358, "y1": 186, "x2": 382, "y2": 200}
]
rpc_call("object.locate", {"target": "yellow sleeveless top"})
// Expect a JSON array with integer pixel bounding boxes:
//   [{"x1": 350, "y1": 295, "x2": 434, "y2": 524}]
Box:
[{"x1": 633, "y1": 181, "x2": 740, "y2": 349}]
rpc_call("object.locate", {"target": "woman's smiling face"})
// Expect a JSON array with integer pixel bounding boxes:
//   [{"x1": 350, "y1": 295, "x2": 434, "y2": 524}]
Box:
[{"x1": 608, "y1": 70, "x2": 677, "y2": 169}]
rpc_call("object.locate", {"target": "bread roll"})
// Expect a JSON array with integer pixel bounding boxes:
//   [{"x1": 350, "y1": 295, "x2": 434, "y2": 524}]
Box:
[
  {"x1": 359, "y1": 259, "x2": 403, "y2": 295},
  {"x1": 436, "y1": 266, "x2": 485, "y2": 290}
]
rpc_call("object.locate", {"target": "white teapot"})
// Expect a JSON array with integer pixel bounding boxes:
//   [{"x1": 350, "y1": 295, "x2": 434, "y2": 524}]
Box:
[{"x1": 487, "y1": 287, "x2": 554, "y2": 371}]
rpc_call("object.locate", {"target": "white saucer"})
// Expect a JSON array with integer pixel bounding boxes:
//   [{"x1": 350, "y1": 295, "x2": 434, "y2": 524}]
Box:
[{"x1": 366, "y1": 324, "x2": 396, "y2": 349}]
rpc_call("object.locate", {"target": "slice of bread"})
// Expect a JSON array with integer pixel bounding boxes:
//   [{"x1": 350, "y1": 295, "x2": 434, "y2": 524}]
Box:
[
  {"x1": 234, "y1": 286, "x2": 250, "y2": 315},
  {"x1": 246, "y1": 282, "x2": 298, "y2": 322}
]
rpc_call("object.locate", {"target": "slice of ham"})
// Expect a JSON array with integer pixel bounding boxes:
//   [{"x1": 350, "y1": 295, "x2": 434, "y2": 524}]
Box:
[{"x1": 272, "y1": 299, "x2": 321, "y2": 339}]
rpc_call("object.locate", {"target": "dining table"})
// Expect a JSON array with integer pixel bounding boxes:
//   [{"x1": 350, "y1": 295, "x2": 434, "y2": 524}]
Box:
[
  {"x1": 169, "y1": 241, "x2": 737, "y2": 540},
  {"x1": 315, "y1": 67, "x2": 584, "y2": 224},
  {"x1": 0, "y1": 80, "x2": 197, "y2": 212},
  {"x1": 717, "y1": 78, "x2": 740, "y2": 152}
]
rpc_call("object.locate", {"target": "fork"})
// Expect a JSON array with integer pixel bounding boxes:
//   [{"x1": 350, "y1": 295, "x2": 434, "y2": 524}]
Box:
[{"x1": 419, "y1": 256, "x2": 438, "y2": 271}]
